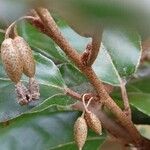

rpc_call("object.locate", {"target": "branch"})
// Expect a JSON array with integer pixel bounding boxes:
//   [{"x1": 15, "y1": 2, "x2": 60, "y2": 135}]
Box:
[
  {"x1": 35, "y1": 7, "x2": 142, "y2": 146},
  {"x1": 65, "y1": 87, "x2": 81, "y2": 101},
  {"x1": 81, "y1": 30, "x2": 102, "y2": 66},
  {"x1": 35, "y1": 8, "x2": 81, "y2": 67},
  {"x1": 83, "y1": 68, "x2": 142, "y2": 144},
  {"x1": 66, "y1": 88, "x2": 150, "y2": 147},
  {"x1": 27, "y1": 9, "x2": 48, "y2": 35},
  {"x1": 120, "y1": 79, "x2": 131, "y2": 119}
]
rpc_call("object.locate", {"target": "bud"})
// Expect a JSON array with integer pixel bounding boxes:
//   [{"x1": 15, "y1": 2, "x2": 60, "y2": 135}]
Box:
[
  {"x1": 74, "y1": 116, "x2": 87, "y2": 150},
  {"x1": 85, "y1": 111, "x2": 102, "y2": 135},
  {"x1": 13, "y1": 36, "x2": 35, "y2": 78},
  {"x1": 1, "y1": 38, "x2": 23, "y2": 83}
]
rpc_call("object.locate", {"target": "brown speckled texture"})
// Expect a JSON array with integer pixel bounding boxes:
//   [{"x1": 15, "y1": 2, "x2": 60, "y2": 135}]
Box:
[
  {"x1": 29, "y1": 77, "x2": 40, "y2": 100},
  {"x1": 1, "y1": 38, "x2": 23, "y2": 83},
  {"x1": 85, "y1": 111, "x2": 102, "y2": 135},
  {"x1": 15, "y1": 82, "x2": 31, "y2": 105},
  {"x1": 74, "y1": 117, "x2": 87, "y2": 150},
  {"x1": 13, "y1": 36, "x2": 35, "y2": 78}
]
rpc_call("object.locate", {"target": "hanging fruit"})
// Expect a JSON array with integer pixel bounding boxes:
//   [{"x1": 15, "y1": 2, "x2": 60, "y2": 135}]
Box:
[
  {"x1": 1, "y1": 38, "x2": 31, "y2": 105},
  {"x1": 1, "y1": 38, "x2": 23, "y2": 83},
  {"x1": 85, "y1": 111, "x2": 102, "y2": 135},
  {"x1": 74, "y1": 115, "x2": 88, "y2": 150},
  {"x1": 13, "y1": 36, "x2": 40, "y2": 100}
]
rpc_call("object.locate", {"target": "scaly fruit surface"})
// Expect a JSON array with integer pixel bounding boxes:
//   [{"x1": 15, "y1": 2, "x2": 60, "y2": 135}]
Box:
[
  {"x1": 1, "y1": 38, "x2": 23, "y2": 83},
  {"x1": 85, "y1": 111, "x2": 102, "y2": 135},
  {"x1": 13, "y1": 36, "x2": 35, "y2": 78},
  {"x1": 74, "y1": 116, "x2": 87, "y2": 150}
]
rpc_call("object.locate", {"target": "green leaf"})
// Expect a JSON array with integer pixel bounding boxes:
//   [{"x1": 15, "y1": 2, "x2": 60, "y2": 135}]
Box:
[
  {"x1": 0, "y1": 107, "x2": 105, "y2": 150},
  {"x1": 31, "y1": 94, "x2": 75, "y2": 112},
  {"x1": 17, "y1": 21, "x2": 67, "y2": 63},
  {"x1": 126, "y1": 71, "x2": 150, "y2": 117},
  {"x1": 60, "y1": 24, "x2": 90, "y2": 52},
  {"x1": 94, "y1": 27, "x2": 141, "y2": 86},
  {"x1": 127, "y1": 77, "x2": 150, "y2": 93},
  {"x1": 103, "y1": 27, "x2": 141, "y2": 77},
  {"x1": 128, "y1": 93, "x2": 150, "y2": 117},
  {"x1": 59, "y1": 64, "x2": 87, "y2": 87},
  {"x1": 59, "y1": 23, "x2": 141, "y2": 86},
  {"x1": 50, "y1": 138, "x2": 104, "y2": 150},
  {"x1": 113, "y1": 74, "x2": 150, "y2": 123},
  {"x1": 59, "y1": 63, "x2": 94, "y2": 93},
  {"x1": 0, "y1": 52, "x2": 66, "y2": 121}
]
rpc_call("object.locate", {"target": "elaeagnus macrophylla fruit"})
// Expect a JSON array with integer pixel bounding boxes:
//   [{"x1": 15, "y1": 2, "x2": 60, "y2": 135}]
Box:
[
  {"x1": 0, "y1": 38, "x2": 31, "y2": 105},
  {"x1": 83, "y1": 95, "x2": 102, "y2": 135},
  {"x1": 1, "y1": 38, "x2": 22, "y2": 83},
  {"x1": 74, "y1": 115, "x2": 88, "y2": 150},
  {"x1": 85, "y1": 111, "x2": 102, "y2": 135},
  {"x1": 13, "y1": 36, "x2": 40, "y2": 100}
]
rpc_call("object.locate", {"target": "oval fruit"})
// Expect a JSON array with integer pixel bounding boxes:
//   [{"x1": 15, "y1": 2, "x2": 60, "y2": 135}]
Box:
[
  {"x1": 74, "y1": 116, "x2": 87, "y2": 150},
  {"x1": 13, "y1": 36, "x2": 35, "y2": 78},
  {"x1": 85, "y1": 111, "x2": 102, "y2": 135},
  {"x1": 1, "y1": 38, "x2": 23, "y2": 83}
]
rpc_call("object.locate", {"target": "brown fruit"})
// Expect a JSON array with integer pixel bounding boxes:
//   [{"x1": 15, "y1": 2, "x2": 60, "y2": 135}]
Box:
[
  {"x1": 85, "y1": 111, "x2": 102, "y2": 135},
  {"x1": 1, "y1": 38, "x2": 23, "y2": 83},
  {"x1": 13, "y1": 36, "x2": 35, "y2": 78},
  {"x1": 74, "y1": 116, "x2": 87, "y2": 150}
]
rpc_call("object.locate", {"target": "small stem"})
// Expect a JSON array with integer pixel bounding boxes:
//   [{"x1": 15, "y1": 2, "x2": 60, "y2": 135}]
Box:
[
  {"x1": 28, "y1": 9, "x2": 48, "y2": 35},
  {"x1": 13, "y1": 25, "x2": 18, "y2": 38},
  {"x1": 86, "y1": 30, "x2": 102, "y2": 66},
  {"x1": 82, "y1": 94, "x2": 93, "y2": 112},
  {"x1": 65, "y1": 88, "x2": 96, "y2": 103},
  {"x1": 65, "y1": 87, "x2": 81, "y2": 101},
  {"x1": 5, "y1": 16, "x2": 37, "y2": 39},
  {"x1": 120, "y1": 79, "x2": 131, "y2": 119}
]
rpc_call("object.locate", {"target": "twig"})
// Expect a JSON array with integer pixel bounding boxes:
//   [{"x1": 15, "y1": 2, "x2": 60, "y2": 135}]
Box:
[
  {"x1": 81, "y1": 30, "x2": 102, "y2": 66},
  {"x1": 83, "y1": 68, "x2": 142, "y2": 144},
  {"x1": 120, "y1": 79, "x2": 131, "y2": 119},
  {"x1": 27, "y1": 9, "x2": 48, "y2": 35},
  {"x1": 65, "y1": 87, "x2": 97, "y2": 104},
  {"x1": 65, "y1": 87, "x2": 81, "y2": 101},
  {"x1": 35, "y1": 7, "x2": 142, "y2": 146},
  {"x1": 35, "y1": 8, "x2": 81, "y2": 66}
]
